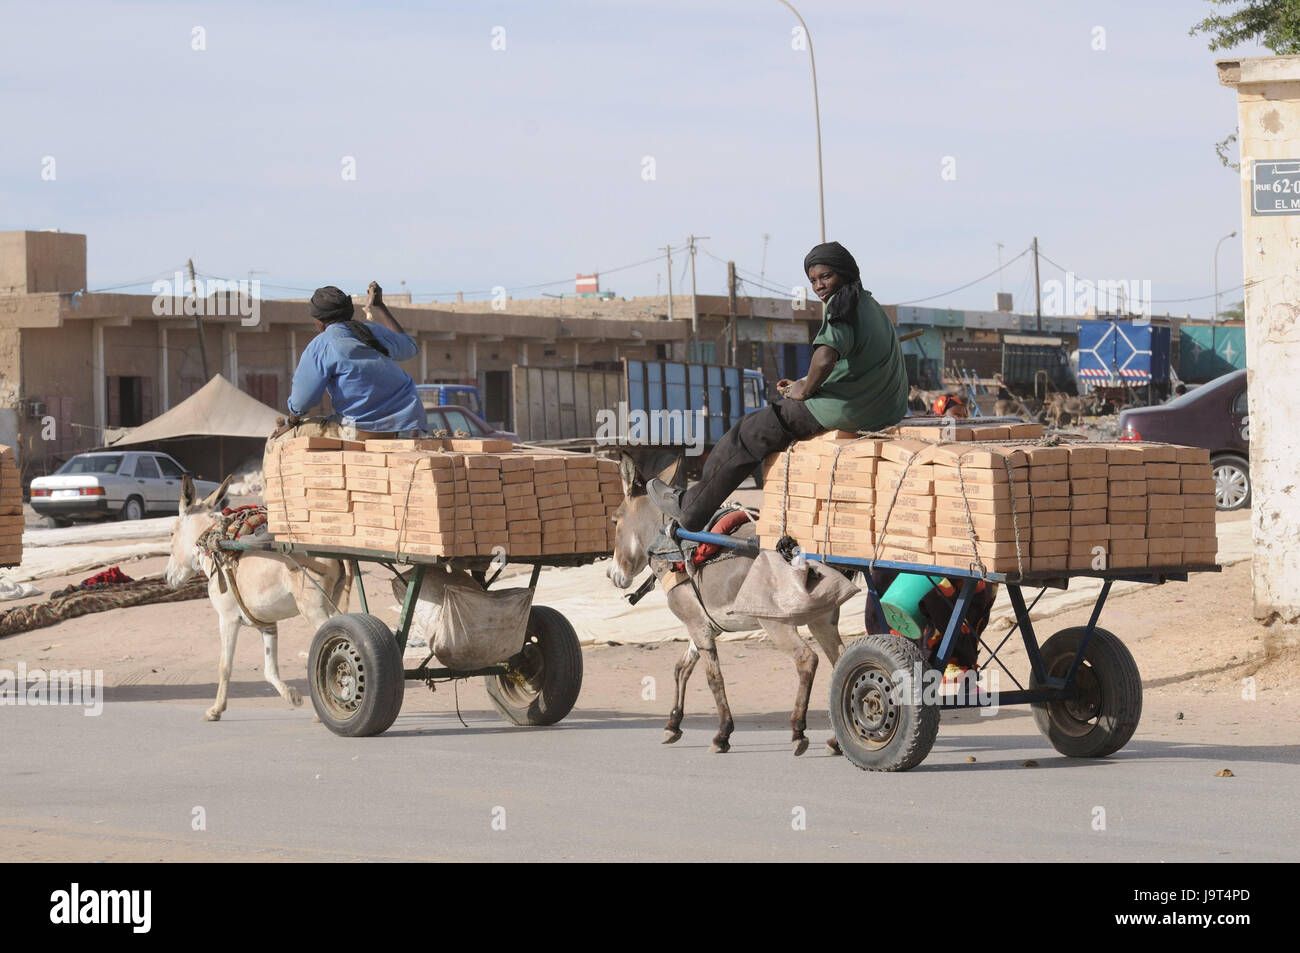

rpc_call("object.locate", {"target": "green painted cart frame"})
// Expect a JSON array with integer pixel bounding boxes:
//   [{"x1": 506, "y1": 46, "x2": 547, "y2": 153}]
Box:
[{"x1": 217, "y1": 537, "x2": 602, "y2": 736}]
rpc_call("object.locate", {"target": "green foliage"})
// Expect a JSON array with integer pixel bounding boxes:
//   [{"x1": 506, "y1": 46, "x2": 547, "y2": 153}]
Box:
[
  {"x1": 1190, "y1": 0, "x2": 1300, "y2": 54},
  {"x1": 1221, "y1": 299, "x2": 1245, "y2": 320}
]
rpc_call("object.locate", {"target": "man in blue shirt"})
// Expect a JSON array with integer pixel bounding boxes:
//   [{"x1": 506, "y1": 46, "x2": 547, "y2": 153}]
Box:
[{"x1": 286, "y1": 283, "x2": 427, "y2": 437}]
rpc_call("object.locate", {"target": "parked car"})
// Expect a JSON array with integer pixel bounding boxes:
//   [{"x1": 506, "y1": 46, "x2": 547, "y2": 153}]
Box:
[
  {"x1": 423, "y1": 405, "x2": 518, "y2": 443},
  {"x1": 29, "y1": 451, "x2": 224, "y2": 526},
  {"x1": 1118, "y1": 369, "x2": 1249, "y2": 511},
  {"x1": 415, "y1": 384, "x2": 484, "y2": 418}
]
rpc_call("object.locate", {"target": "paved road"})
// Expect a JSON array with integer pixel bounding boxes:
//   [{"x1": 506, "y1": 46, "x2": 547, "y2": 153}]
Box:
[{"x1": 3, "y1": 695, "x2": 1296, "y2": 862}]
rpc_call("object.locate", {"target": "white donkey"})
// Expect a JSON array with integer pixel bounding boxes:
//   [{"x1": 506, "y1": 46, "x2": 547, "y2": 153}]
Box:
[{"x1": 165, "y1": 474, "x2": 352, "y2": 721}]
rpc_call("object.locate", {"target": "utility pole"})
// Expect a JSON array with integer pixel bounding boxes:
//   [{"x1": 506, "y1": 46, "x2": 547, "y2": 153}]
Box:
[
  {"x1": 1032, "y1": 236, "x2": 1042, "y2": 333},
  {"x1": 187, "y1": 258, "x2": 211, "y2": 381},
  {"x1": 687, "y1": 234, "x2": 710, "y2": 361},
  {"x1": 727, "y1": 261, "x2": 738, "y2": 366},
  {"x1": 662, "y1": 243, "x2": 674, "y2": 324},
  {"x1": 760, "y1": 233, "x2": 771, "y2": 289}
]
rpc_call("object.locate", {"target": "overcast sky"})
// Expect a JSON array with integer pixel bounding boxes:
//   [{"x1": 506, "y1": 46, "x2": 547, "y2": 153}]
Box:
[{"x1": 0, "y1": 0, "x2": 1263, "y2": 315}]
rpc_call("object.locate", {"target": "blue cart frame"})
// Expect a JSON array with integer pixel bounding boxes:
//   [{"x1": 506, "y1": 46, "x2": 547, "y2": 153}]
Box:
[{"x1": 675, "y1": 526, "x2": 1220, "y2": 769}]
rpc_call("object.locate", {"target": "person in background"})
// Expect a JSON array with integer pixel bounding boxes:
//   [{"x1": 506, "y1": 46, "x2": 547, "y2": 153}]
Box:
[
  {"x1": 647, "y1": 240, "x2": 909, "y2": 532},
  {"x1": 285, "y1": 282, "x2": 427, "y2": 438},
  {"x1": 932, "y1": 393, "x2": 968, "y2": 418}
]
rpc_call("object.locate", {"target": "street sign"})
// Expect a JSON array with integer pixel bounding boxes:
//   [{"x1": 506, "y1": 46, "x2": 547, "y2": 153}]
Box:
[{"x1": 1251, "y1": 160, "x2": 1300, "y2": 215}]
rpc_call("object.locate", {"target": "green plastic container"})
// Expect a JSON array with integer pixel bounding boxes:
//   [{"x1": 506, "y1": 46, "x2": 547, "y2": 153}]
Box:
[{"x1": 880, "y1": 573, "x2": 943, "y2": 641}]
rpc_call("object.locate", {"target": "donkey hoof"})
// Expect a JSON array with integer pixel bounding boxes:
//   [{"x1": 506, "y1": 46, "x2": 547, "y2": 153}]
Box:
[
  {"x1": 710, "y1": 739, "x2": 731, "y2": 754},
  {"x1": 662, "y1": 729, "x2": 683, "y2": 745},
  {"x1": 287, "y1": 687, "x2": 303, "y2": 707},
  {"x1": 202, "y1": 708, "x2": 222, "y2": 722},
  {"x1": 792, "y1": 737, "x2": 809, "y2": 757},
  {"x1": 826, "y1": 738, "x2": 842, "y2": 756}
]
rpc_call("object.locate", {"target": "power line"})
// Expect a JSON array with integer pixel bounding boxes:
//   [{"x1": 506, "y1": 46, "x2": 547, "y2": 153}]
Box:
[{"x1": 894, "y1": 246, "x2": 1032, "y2": 306}]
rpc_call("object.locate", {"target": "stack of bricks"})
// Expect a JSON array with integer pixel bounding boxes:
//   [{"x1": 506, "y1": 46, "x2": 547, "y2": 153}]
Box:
[
  {"x1": 756, "y1": 430, "x2": 1219, "y2": 575},
  {"x1": 264, "y1": 437, "x2": 622, "y2": 558},
  {"x1": 0, "y1": 446, "x2": 22, "y2": 567}
]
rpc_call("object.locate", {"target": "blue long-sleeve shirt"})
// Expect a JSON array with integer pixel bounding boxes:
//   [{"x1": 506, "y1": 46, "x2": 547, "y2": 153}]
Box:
[{"x1": 287, "y1": 322, "x2": 427, "y2": 433}]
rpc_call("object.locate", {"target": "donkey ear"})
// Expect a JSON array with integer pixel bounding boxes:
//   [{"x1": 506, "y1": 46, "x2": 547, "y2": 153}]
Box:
[
  {"x1": 655, "y1": 454, "x2": 683, "y2": 488},
  {"x1": 180, "y1": 474, "x2": 196, "y2": 511},
  {"x1": 201, "y1": 474, "x2": 235, "y2": 510},
  {"x1": 619, "y1": 452, "x2": 641, "y2": 496}
]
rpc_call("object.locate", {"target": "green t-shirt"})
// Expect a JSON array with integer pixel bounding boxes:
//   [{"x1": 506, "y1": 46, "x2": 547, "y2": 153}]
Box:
[{"x1": 802, "y1": 289, "x2": 909, "y2": 432}]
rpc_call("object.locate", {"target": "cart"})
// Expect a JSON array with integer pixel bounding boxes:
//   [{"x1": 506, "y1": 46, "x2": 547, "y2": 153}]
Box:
[
  {"x1": 675, "y1": 527, "x2": 1220, "y2": 771},
  {"x1": 217, "y1": 537, "x2": 597, "y2": 737}
]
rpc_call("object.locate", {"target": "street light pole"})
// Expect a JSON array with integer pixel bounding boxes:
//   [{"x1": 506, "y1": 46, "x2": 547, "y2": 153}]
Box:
[
  {"x1": 1213, "y1": 230, "x2": 1237, "y2": 355},
  {"x1": 778, "y1": 0, "x2": 825, "y2": 243}
]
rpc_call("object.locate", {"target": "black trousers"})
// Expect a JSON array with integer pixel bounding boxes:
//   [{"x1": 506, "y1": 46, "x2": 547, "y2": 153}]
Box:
[{"x1": 679, "y1": 397, "x2": 825, "y2": 530}]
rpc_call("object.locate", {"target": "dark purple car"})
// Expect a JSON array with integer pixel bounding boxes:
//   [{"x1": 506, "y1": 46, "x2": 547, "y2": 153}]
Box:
[{"x1": 1117, "y1": 369, "x2": 1249, "y2": 511}]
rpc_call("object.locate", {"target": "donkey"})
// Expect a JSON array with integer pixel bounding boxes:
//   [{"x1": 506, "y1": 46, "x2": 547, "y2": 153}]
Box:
[
  {"x1": 164, "y1": 473, "x2": 352, "y2": 721},
  {"x1": 607, "y1": 453, "x2": 847, "y2": 755}
]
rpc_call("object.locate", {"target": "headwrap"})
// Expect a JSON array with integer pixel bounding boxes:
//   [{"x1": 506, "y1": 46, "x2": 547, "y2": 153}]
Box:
[
  {"x1": 309, "y1": 285, "x2": 389, "y2": 357},
  {"x1": 804, "y1": 241, "x2": 863, "y2": 325}
]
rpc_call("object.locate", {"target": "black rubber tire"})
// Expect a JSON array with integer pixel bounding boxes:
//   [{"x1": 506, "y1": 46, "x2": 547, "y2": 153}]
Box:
[
  {"x1": 120, "y1": 496, "x2": 144, "y2": 521},
  {"x1": 484, "y1": 605, "x2": 583, "y2": 726},
  {"x1": 828, "y1": 634, "x2": 939, "y2": 772},
  {"x1": 1031, "y1": 627, "x2": 1141, "y2": 758},
  {"x1": 1211, "y1": 453, "x2": 1251, "y2": 511},
  {"x1": 308, "y1": 613, "x2": 405, "y2": 737}
]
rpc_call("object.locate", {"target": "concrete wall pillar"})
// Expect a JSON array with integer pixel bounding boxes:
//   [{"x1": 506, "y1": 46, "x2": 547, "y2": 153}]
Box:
[
  {"x1": 91, "y1": 320, "x2": 105, "y2": 435},
  {"x1": 158, "y1": 325, "x2": 169, "y2": 412},
  {"x1": 1219, "y1": 55, "x2": 1300, "y2": 622},
  {"x1": 466, "y1": 338, "x2": 477, "y2": 382},
  {"x1": 223, "y1": 327, "x2": 238, "y2": 385}
]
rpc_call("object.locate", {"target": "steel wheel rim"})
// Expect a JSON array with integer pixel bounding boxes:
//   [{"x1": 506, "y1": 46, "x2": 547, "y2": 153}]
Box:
[
  {"x1": 126, "y1": 500, "x2": 142, "y2": 520},
  {"x1": 496, "y1": 634, "x2": 543, "y2": 707},
  {"x1": 1045, "y1": 654, "x2": 1101, "y2": 737},
  {"x1": 1214, "y1": 464, "x2": 1247, "y2": 508},
  {"x1": 843, "y1": 662, "x2": 900, "y2": 750},
  {"x1": 315, "y1": 636, "x2": 365, "y2": 719}
]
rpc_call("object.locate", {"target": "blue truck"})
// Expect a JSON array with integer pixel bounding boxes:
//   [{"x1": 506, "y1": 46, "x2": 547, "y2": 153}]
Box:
[
  {"x1": 509, "y1": 360, "x2": 766, "y2": 476},
  {"x1": 1076, "y1": 319, "x2": 1171, "y2": 405}
]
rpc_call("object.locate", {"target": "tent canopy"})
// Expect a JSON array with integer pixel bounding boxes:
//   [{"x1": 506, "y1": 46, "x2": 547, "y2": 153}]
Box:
[{"x1": 107, "y1": 374, "x2": 282, "y2": 446}]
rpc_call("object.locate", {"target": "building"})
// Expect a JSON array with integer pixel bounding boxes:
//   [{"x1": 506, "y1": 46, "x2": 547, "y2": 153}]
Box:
[{"x1": 0, "y1": 231, "x2": 819, "y2": 476}]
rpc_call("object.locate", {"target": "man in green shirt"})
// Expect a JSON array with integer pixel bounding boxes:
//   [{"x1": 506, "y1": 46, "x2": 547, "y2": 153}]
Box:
[{"x1": 649, "y1": 241, "x2": 909, "y2": 531}]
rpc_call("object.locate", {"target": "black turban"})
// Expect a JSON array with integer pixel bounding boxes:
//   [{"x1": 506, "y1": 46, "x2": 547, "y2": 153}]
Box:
[
  {"x1": 309, "y1": 286, "x2": 355, "y2": 323},
  {"x1": 804, "y1": 241, "x2": 863, "y2": 325},
  {"x1": 309, "y1": 285, "x2": 389, "y2": 357}
]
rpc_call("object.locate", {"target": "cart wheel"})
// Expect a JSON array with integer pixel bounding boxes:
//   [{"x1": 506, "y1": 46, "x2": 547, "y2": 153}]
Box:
[
  {"x1": 484, "y1": 606, "x2": 583, "y2": 726},
  {"x1": 308, "y1": 613, "x2": 405, "y2": 737},
  {"x1": 1031, "y1": 627, "x2": 1141, "y2": 758},
  {"x1": 828, "y1": 634, "x2": 938, "y2": 772}
]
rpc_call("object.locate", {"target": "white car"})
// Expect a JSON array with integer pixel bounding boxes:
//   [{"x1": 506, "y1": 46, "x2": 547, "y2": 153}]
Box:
[{"x1": 29, "y1": 451, "x2": 224, "y2": 526}]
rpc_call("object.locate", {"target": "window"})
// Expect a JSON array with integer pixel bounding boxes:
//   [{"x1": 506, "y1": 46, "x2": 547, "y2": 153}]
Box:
[
  {"x1": 57, "y1": 454, "x2": 124, "y2": 475},
  {"x1": 1232, "y1": 390, "x2": 1249, "y2": 415},
  {"x1": 443, "y1": 409, "x2": 484, "y2": 435},
  {"x1": 133, "y1": 456, "x2": 161, "y2": 479},
  {"x1": 425, "y1": 410, "x2": 447, "y2": 432},
  {"x1": 107, "y1": 376, "x2": 151, "y2": 427},
  {"x1": 744, "y1": 378, "x2": 762, "y2": 412},
  {"x1": 156, "y1": 456, "x2": 185, "y2": 478}
]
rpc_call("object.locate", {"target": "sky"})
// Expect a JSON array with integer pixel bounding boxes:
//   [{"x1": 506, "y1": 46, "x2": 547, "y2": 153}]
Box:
[{"x1": 0, "y1": 0, "x2": 1265, "y2": 316}]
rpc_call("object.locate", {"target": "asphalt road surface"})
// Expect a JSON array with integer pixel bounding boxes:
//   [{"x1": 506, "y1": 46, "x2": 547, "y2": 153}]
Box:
[{"x1": 3, "y1": 692, "x2": 1296, "y2": 862}]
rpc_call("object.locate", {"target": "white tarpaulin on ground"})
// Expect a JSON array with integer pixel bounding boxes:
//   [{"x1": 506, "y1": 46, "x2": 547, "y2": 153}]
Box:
[{"x1": 105, "y1": 375, "x2": 281, "y2": 445}]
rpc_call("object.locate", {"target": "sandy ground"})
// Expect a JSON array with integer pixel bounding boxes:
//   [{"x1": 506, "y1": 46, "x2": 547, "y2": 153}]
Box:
[{"x1": 1, "y1": 504, "x2": 1295, "y2": 861}]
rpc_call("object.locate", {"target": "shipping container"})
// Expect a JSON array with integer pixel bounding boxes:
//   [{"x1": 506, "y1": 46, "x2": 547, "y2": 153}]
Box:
[{"x1": 1177, "y1": 325, "x2": 1246, "y2": 382}]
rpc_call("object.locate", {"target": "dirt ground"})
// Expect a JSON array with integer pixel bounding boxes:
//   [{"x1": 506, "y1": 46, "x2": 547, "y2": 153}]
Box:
[
  {"x1": 2, "y1": 530, "x2": 1295, "y2": 736},
  {"x1": 0, "y1": 524, "x2": 1296, "y2": 861}
]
